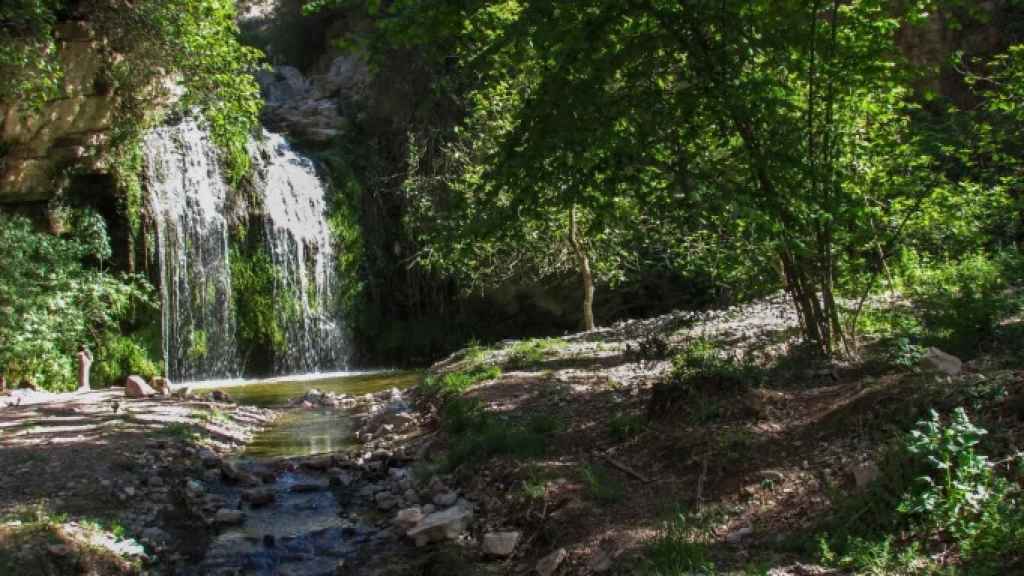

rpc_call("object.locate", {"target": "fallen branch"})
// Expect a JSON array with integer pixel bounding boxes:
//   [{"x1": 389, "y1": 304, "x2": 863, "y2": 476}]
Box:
[{"x1": 599, "y1": 451, "x2": 651, "y2": 483}]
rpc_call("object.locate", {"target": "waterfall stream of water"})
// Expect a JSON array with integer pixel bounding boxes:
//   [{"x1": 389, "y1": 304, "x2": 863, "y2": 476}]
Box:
[
  {"x1": 144, "y1": 121, "x2": 240, "y2": 381},
  {"x1": 145, "y1": 119, "x2": 347, "y2": 382},
  {"x1": 251, "y1": 132, "x2": 347, "y2": 375}
]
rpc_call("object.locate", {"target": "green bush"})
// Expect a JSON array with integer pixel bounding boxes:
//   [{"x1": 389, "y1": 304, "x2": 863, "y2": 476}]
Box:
[
  {"x1": 0, "y1": 213, "x2": 154, "y2": 391},
  {"x1": 898, "y1": 408, "x2": 1022, "y2": 564},
  {"x1": 819, "y1": 408, "x2": 1024, "y2": 575},
  {"x1": 94, "y1": 335, "x2": 161, "y2": 387},
  {"x1": 908, "y1": 253, "x2": 1017, "y2": 356}
]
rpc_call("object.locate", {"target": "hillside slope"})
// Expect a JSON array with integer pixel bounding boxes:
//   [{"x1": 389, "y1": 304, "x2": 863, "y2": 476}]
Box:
[{"x1": 408, "y1": 294, "x2": 1024, "y2": 575}]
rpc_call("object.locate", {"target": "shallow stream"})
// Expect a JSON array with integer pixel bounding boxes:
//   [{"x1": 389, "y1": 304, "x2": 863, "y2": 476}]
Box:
[{"x1": 185, "y1": 370, "x2": 420, "y2": 576}]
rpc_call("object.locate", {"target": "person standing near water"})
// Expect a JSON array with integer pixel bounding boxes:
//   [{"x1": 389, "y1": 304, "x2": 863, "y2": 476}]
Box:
[{"x1": 77, "y1": 345, "x2": 93, "y2": 391}]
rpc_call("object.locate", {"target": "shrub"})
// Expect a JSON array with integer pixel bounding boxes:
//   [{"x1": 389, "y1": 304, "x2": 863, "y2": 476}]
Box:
[
  {"x1": 93, "y1": 335, "x2": 161, "y2": 387},
  {"x1": 819, "y1": 407, "x2": 1024, "y2": 574},
  {"x1": 627, "y1": 333, "x2": 672, "y2": 363},
  {"x1": 898, "y1": 408, "x2": 1022, "y2": 561},
  {"x1": 0, "y1": 213, "x2": 154, "y2": 391},
  {"x1": 908, "y1": 253, "x2": 1017, "y2": 356},
  {"x1": 888, "y1": 337, "x2": 926, "y2": 371}
]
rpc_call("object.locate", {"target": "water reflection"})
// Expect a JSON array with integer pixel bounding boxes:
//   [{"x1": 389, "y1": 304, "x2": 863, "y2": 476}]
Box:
[{"x1": 211, "y1": 370, "x2": 421, "y2": 459}]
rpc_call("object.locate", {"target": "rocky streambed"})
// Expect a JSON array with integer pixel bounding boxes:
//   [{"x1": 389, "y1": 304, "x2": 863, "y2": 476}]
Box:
[{"x1": 167, "y1": 374, "x2": 484, "y2": 576}]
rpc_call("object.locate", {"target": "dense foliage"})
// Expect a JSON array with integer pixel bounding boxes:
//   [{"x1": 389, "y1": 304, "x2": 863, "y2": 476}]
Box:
[
  {"x1": 0, "y1": 0, "x2": 263, "y2": 183},
  {"x1": 0, "y1": 213, "x2": 153, "y2": 390},
  {"x1": 310, "y1": 0, "x2": 1023, "y2": 357}
]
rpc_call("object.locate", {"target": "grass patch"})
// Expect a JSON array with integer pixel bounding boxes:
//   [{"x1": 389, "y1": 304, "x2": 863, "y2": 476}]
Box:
[
  {"x1": 192, "y1": 406, "x2": 231, "y2": 425},
  {"x1": 421, "y1": 366, "x2": 502, "y2": 401},
  {"x1": 0, "y1": 509, "x2": 139, "y2": 576},
  {"x1": 445, "y1": 419, "x2": 548, "y2": 471},
  {"x1": 642, "y1": 508, "x2": 718, "y2": 575},
  {"x1": 521, "y1": 467, "x2": 549, "y2": 500},
  {"x1": 462, "y1": 339, "x2": 491, "y2": 368},
  {"x1": 439, "y1": 397, "x2": 555, "y2": 471},
  {"x1": 506, "y1": 338, "x2": 564, "y2": 369},
  {"x1": 158, "y1": 422, "x2": 199, "y2": 441}
]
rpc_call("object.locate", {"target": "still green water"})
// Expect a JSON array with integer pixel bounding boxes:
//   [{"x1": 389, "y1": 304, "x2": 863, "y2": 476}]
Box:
[
  {"x1": 217, "y1": 370, "x2": 421, "y2": 408},
  {"x1": 213, "y1": 370, "x2": 422, "y2": 459}
]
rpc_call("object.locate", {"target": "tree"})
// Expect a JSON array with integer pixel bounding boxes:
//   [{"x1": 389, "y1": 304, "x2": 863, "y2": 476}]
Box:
[
  {"x1": 0, "y1": 212, "x2": 153, "y2": 390},
  {"x1": 318, "y1": 0, "x2": 1001, "y2": 354},
  {"x1": 0, "y1": 0, "x2": 264, "y2": 182}
]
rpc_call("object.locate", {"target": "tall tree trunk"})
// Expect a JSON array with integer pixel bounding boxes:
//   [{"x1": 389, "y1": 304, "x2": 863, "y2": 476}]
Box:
[{"x1": 570, "y1": 205, "x2": 595, "y2": 331}]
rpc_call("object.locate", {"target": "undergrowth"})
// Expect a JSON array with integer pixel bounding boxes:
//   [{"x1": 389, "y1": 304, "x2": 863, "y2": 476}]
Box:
[
  {"x1": 420, "y1": 366, "x2": 501, "y2": 401},
  {"x1": 643, "y1": 507, "x2": 718, "y2": 575},
  {"x1": 440, "y1": 397, "x2": 556, "y2": 471},
  {"x1": 506, "y1": 338, "x2": 564, "y2": 369},
  {"x1": 647, "y1": 339, "x2": 763, "y2": 423},
  {"x1": 817, "y1": 407, "x2": 1024, "y2": 575}
]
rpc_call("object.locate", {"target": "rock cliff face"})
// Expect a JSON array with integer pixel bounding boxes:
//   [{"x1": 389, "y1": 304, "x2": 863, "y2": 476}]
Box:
[
  {"x1": 255, "y1": 55, "x2": 367, "y2": 143},
  {"x1": 0, "y1": 22, "x2": 118, "y2": 203}
]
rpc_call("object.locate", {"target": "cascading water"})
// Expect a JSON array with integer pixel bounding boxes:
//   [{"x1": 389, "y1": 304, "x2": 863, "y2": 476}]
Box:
[
  {"x1": 145, "y1": 119, "x2": 347, "y2": 382},
  {"x1": 145, "y1": 120, "x2": 240, "y2": 381},
  {"x1": 250, "y1": 131, "x2": 347, "y2": 374}
]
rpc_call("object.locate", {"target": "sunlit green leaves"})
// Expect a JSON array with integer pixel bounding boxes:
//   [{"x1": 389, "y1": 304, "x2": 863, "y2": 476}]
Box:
[{"x1": 0, "y1": 213, "x2": 155, "y2": 390}]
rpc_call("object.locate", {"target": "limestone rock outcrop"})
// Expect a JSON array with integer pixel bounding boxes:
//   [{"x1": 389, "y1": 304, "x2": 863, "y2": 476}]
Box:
[{"x1": 255, "y1": 56, "x2": 368, "y2": 144}]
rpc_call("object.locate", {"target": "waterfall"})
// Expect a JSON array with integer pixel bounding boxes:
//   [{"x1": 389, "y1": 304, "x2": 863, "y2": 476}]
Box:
[
  {"x1": 144, "y1": 120, "x2": 240, "y2": 381},
  {"x1": 145, "y1": 119, "x2": 347, "y2": 382},
  {"x1": 250, "y1": 131, "x2": 347, "y2": 375}
]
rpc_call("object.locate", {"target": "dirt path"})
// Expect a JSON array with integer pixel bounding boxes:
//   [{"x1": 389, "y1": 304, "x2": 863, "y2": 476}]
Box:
[{"x1": 0, "y1": 387, "x2": 274, "y2": 573}]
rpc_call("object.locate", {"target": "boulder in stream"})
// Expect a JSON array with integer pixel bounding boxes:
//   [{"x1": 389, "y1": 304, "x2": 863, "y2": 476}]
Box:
[{"x1": 213, "y1": 508, "x2": 244, "y2": 526}]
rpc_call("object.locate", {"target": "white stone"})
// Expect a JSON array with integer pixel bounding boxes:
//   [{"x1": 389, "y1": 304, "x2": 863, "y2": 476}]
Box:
[
  {"x1": 406, "y1": 504, "x2": 474, "y2": 547},
  {"x1": 393, "y1": 507, "x2": 424, "y2": 531},
  {"x1": 481, "y1": 531, "x2": 520, "y2": 557},
  {"x1": 918, "y1": 347, "x2": 962, "y2": 376},
  {"x1": 213, "y1": 509, "x2": 244, "y2": 526},
  {"x1": 125, "y1": 376, "x2": 157, "y2": 398},
  {"x1": 536, "y1": 548, "x2": 567, "y2": 576}
]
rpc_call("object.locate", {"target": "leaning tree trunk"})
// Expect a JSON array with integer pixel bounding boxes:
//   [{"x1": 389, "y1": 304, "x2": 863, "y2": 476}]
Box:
[{"x1": 570, "y1": 205, "x2": 595, "y2": 331}]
